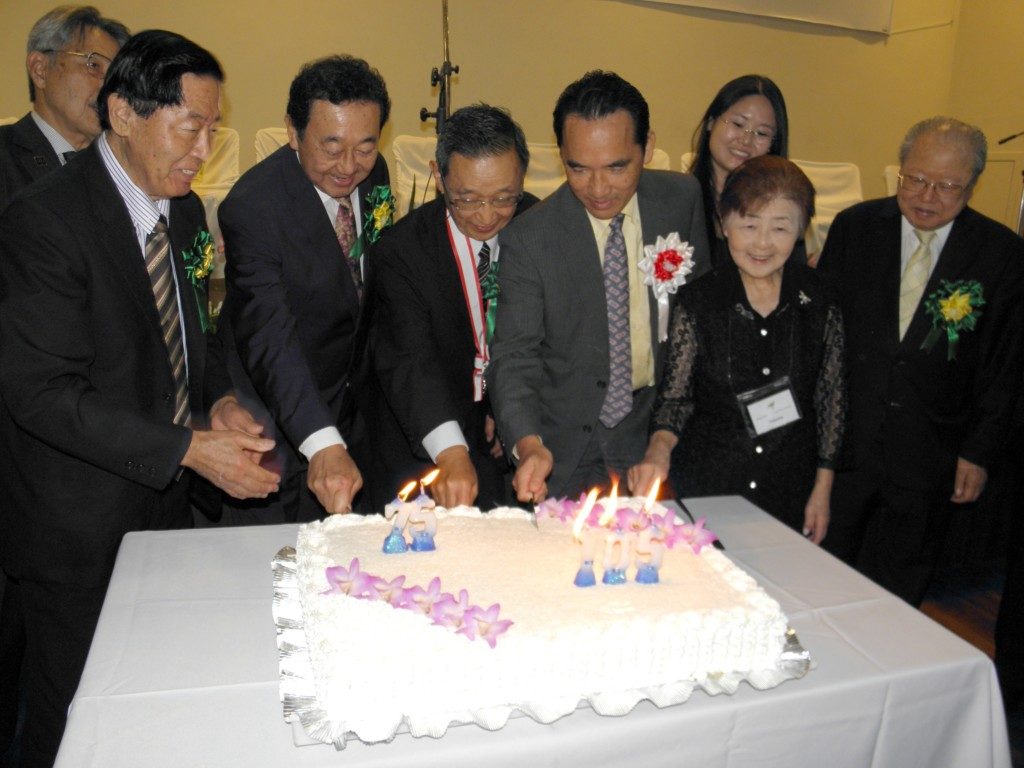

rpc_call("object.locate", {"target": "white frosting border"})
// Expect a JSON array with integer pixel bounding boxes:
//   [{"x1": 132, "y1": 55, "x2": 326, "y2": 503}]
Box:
[{"x1": 272, "y1": 507, "x2": 810, "y2": 749}]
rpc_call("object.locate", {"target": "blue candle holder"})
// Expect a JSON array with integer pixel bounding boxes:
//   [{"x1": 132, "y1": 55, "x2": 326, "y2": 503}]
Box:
[
  {"x1": 635, "y1": 563, "x2": 660, "y2": 584},
  {"x1": 602, "y1": 567, "x2": 627, "y2": 585},
  {"x1": 409, "y1": 529, "x2": 436, "y2": 552},
  {"x1": 382, "y1": 527, "x2": 408, "y2": 554},
  {"x1": 574, "y1": 560, "x2": 597, "y2": 587}
]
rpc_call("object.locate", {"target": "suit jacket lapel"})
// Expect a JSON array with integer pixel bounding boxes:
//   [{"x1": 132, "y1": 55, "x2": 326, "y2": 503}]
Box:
[
  {"x1": 81, "y1": 147, "x2": 167, "y2": 339},
  {"x1": 428, "y1": 199, "x2": 477, "y2": 349},
  {"x1": 13, "y1": 115, "x2": 60, "y2": 181}
]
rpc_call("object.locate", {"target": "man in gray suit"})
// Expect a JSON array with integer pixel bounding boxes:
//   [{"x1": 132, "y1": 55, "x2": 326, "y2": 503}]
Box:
[{"x1": 487, "y1": 71, "x2": 710, "y2": 502}]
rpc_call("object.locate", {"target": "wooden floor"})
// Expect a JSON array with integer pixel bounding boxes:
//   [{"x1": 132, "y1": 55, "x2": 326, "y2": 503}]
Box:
[
  {"x1": 920, "y1": 562, "x2": 1002, "y2": 658},
  {"x1": 919, "y1": 562, "x2": 1023, "y2": 766}
]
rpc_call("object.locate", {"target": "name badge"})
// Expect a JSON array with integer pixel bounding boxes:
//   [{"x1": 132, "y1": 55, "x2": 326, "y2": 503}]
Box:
[{"x1": 736, "y1": 376, "x2": 801, "y2": 437}]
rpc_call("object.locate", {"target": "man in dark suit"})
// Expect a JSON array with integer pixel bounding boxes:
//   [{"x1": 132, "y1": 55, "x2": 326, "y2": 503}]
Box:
[
  {"x1": 0, "y1": 9, "x2": 129, "y2": 763},
  {"x1": 487, "y1": 71, "x2": 710, "y2": 502},
  {"x1": 217, "y1": 56, "x2": 391, "y2": 522},
  {"x1": 0, "y1": 31, "x2": 280, "y2": 768},
  {"x1": 370, "y1": 105, "x2": 537, "y2": 509},
  {"x1": 0, "y1": 6, "x2": 129, "y2": 212},
  {"x1": 818, "y1": 116, "x2": 1024, "y2": 606}
]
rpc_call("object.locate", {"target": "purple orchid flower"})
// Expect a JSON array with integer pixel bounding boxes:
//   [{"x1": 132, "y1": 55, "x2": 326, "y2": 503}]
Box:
[
  {"x1": 430, "y1": 588, "x2": 470, "y2": 629},
  {"x1": 651, "y1": 511, "x2": 688, "y2": 549},
  {"x1": 614, "y1": 508, "x2": 651, "y2": 535},
  {"x1": 368, "y1": 574, "x2": 408, "y2": 606},
  {"x1": 402, "y1": 576, "x2": 446, "y2": 616},
  {"x1": 458, "y1": 603, "x2": 513, "y2": 648},
  {"x1": 322, "y1": 558, "x2": 375, "y2": 597},
  {"x1": 679, "y1": 516, "x2": 719, "y2": 554}
]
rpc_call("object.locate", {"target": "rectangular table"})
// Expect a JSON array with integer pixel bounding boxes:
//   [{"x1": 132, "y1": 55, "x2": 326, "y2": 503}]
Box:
[{"x1": 55, "y1": 496, "x2": 1010, "y2": 767}]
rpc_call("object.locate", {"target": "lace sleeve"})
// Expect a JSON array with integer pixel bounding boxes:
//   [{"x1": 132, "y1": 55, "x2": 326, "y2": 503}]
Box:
[
  {"x1": 650, "y1": 301, "x2": 698, "y2": 436},
  {"x1": 814, "y1": 302, "x2": 846, "y2": 467}
]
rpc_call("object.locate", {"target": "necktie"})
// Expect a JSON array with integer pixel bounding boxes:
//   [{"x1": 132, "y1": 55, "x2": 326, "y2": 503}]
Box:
[
  {"x1": 335, "y1": 198, "x2": 362, "y2": 299},
  {"x1": 477, "y1": 242, "x2": 491, "y2": 282},
  {"x1": 146, "y1": 217, "x2": 190, "y2": 426},
  {"x1": 599, "y1": 214, "x2": 633, "y2": 428},
  {"x1": 898, "y1": 228, "x2": 936, "y2": 339}
]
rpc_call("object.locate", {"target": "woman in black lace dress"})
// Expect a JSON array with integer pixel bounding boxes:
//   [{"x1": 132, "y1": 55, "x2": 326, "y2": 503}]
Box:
[{"x1": 629, "y1": 156, "x2": 845, "y2": 543}]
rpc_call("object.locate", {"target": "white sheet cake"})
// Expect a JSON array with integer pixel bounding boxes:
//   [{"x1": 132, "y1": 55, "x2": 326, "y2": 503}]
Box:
[{"x1": 275, "y1": 503, "x2": 806, "y2": 748}]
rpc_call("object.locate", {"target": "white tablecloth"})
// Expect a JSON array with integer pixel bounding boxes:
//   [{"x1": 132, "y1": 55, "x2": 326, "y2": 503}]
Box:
[{"x1": 55, "y1": 496, "x2": 1010, "y2": 768}]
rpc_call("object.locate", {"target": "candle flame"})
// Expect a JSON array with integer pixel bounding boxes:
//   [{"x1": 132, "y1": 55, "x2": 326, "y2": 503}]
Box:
[
  {"x1": 421, "y1": 469, "x2": 441, "y2": 486},
  {"x1": 397, "y1": 481, "x2": 417, "y2": 502},
  {"x1": 642, "y1": 477, "x2": 661, "y2": 513},
  {"x1": 572, "y1": 488, "x2": 600, "y2": 540},
  {"x1": 598, "y1": 480, "x2": 619, "y2": 526}
]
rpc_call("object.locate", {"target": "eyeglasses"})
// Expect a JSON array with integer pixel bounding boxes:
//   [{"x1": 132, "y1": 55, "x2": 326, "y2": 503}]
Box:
[
  {"x1": 896, "y1": 172, "x2": 968, "y2": 200},
  {"x1": 446, "y1": 193, "x2": 523, "y2": 213},
  {"x1": 41, "y1": 50, "x2": 112, "y2": 78},
  {"x1": 720, "y1": 117, "x2": 775, "y2": 146}
]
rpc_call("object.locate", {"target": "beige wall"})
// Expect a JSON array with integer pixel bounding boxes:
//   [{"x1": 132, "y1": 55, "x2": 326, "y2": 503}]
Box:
[{"x1": 0, "y1": 0, "x2": 977, "y2": 201}]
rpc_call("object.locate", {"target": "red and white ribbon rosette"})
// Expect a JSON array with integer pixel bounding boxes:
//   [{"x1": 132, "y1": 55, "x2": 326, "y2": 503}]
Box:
[{"x1": 638, "y1": 232, "x2": 695, "y2": 341}]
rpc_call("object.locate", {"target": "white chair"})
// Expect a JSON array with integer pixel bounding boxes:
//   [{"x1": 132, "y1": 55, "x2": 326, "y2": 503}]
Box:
[
  {"x1": 791, "y1": 159, "x2": 863, "y2": 258},
  {"x1": 680, "y1": 151, "x2": 695, "y2": 173},
  {"x1": 254, "y1": 127, "x2": 289, "y2": 162},
  {"x1": 192, "y1": 126, "x2": 239, "y2": 190},
  {"x1": 0, "y1": 116, "x2": 17, "y2": 126},
  {"x1": 390, "y1": 134, "x2": 438, "y2": 218},
  {"x1": 192, "y1": 127, "x2": 240, "y2": 279},
  {"x1": 883, "y1": 165, "x2": 900, "y2": 196}
]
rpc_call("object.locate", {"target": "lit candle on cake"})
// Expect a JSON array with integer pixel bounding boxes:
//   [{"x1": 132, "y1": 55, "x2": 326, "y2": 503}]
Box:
[
  {"x1": 382, "y1": 481, "x2": 417, "y2": 554},
  {"x1": 634, "y1": 478, "x2": 663, "y2": 583},
  {"x1": 410, "y1": 469, "x2": 440, "y2": 552},
  {"x1": 600, "y1": 482, "x2": 628, "y2": 585},
  {"x1": 572, "y1": 488, "x2": 600, "y2": 587}
]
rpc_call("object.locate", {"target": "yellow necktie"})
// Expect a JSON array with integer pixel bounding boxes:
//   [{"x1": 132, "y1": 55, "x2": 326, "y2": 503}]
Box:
[{"x1": 898, "y1": 228, "x2": 936, "y2": 339}]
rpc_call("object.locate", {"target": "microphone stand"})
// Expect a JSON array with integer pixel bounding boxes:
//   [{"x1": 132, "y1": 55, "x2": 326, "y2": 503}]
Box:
[{"x1": 420, "y1": 0, "x2": 459, "y2": 136}]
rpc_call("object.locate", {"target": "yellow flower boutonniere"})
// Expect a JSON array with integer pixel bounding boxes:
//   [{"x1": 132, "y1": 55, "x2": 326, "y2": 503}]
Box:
[{"x1": 921, "y1": 279, "x2": 984, "y2": 361}]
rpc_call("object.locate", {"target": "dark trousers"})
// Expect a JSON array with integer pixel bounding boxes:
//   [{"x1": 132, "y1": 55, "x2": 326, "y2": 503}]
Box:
[
  {"x1": 561, "y1": 387, "x2": 655, "y2": 499},
  {"x1": 2, "y1": 577, "x2": 106, "y2": 768},
  {"x1": 996, "y1": 434, "x2": 1024, "y2": 711},
  {"x1": 826, "y1": 467, "x2": 949, "y2": 606},
  {"x1": 0, "y1": 572, "x2": 25, "y2": 766}
]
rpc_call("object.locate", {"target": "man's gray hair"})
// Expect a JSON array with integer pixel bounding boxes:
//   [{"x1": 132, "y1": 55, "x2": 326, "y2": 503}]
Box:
[
  {"x1": 898, "y1": 116, "x2": 988, "y2": 184},
  {"x1": 26, "y1": 5, "x2": 130, "y2": 101}
]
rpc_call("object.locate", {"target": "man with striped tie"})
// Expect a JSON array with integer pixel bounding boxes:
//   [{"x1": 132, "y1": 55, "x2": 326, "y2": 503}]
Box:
[
  {"x1": 818, "y1": 117, "x2": 1024, "y2": 605},
  {"x1": 0, "y1": 31, "x2": 279, "y2": 767},
  {"x1": 370, "y1": 105, "x2": 536, "y2": 510}
]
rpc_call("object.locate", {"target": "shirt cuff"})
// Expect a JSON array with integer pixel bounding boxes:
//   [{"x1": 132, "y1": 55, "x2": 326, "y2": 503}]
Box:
[
  {"x1": 299, "y1": 426, "x2": 346, "y2": 461},
  {"x1": 422, "y1": 421, "x2": 468, "y2": 463}
]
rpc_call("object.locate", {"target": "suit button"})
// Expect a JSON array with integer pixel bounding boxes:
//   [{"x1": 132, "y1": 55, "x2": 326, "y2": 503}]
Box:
[
  {"x1": 762, "y1": 367, "x2": 771, "y2": 376},
  {"x1": 125, "y1": 460, "x2": 134, "y2": 469},
  {"x1": 596, "y1": 380, "x2": 606, "y2": 389},
  {"x1": 583, "y1": 425, "x2": 592, "y2": 433}
]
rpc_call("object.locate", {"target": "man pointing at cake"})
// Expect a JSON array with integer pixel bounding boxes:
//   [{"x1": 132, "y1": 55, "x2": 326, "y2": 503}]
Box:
[{"x1": 487, "y1": 71, "x2": 709, "y2": 502}]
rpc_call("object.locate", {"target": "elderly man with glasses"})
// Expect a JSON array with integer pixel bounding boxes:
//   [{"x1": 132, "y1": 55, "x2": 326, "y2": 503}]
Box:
[
  {"x1": 368, "y1": 104, "x2": 537, "y2": 511},
  {"x1": 0, "y1": 6, "x2": 129, "y2": 212},
  {"x1": 818, "y1": 116, "x2": 1024, "y2": 606}
]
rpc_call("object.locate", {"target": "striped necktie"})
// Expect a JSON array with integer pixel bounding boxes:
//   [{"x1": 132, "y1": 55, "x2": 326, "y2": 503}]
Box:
[
  {"x1": 146, "y1": 217, "x2": 190, "y2": 426},
  {"x1": 599, "y1": 213, "x2": 633, "y2": 428},
  {"x1": 898, "y1": 228, "x2": 936, "y2": 340},
  {"x1": 477, "y1": 242, "x2": 491, "y2": 282}
]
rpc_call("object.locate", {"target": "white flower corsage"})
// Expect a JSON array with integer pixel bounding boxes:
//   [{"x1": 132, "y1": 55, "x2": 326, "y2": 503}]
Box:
[{"x1": 638, "y1": 232, "x2": 695, "y2": 341}]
